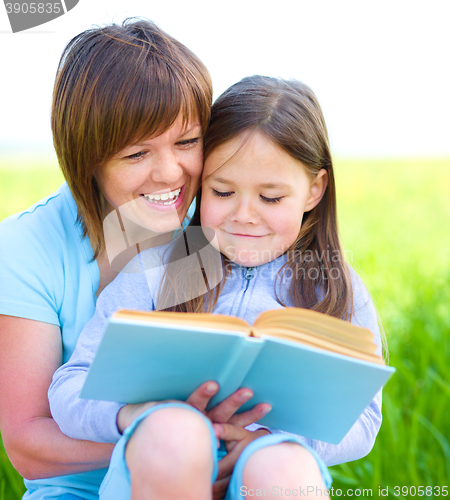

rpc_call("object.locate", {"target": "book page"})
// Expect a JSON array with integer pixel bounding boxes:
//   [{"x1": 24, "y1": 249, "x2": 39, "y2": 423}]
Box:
[
  {"x1": 252, "y1": 308, "x2": 383, "y2": 364},
  {"x1": 113, "y1": 310, "x2": 251, "y2": 334},
  {"x1": 255, "y1": 330, "x2": 383, "y2": 364}
]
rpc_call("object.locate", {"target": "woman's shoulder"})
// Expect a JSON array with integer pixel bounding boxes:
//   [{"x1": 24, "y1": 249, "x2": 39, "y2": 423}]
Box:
[
  {"x1": 0, "y1": 182, "x2": 81, "y2": 247},
  {"x1": 0, "y1": 183, "x2": 95, "y2": 323}
]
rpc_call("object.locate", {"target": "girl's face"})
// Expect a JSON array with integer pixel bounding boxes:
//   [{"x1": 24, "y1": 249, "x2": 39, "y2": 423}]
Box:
[
  {"x1": 95, "y1": 114, "x2": 203, "y2": 234},
  {"x1": 201, "y1": 132, "x2": 327, "y2": 267}
]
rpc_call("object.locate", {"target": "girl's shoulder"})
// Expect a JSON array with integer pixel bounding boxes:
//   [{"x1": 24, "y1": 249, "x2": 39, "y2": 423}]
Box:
[
  {"x1": 347, "y1": 265, "x2": 383, "y2": 354},
  {"x1": 348, "y1": 265, "x2": 373, "y2": 309}
]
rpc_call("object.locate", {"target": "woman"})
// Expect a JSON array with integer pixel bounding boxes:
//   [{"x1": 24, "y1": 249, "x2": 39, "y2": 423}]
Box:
[{"x1": 0, "y1": 19, "x2": 265, "y2": 500}]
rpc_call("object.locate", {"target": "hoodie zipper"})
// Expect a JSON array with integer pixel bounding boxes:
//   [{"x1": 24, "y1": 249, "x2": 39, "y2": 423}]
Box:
[{"x1": 235, "y1": 267, "x2": 255, "y2": 318}]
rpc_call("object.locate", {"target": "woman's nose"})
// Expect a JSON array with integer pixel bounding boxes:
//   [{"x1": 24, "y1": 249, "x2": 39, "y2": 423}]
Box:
[{"x1": 149, "y1": 151, "x2": 183, "y2": 185}]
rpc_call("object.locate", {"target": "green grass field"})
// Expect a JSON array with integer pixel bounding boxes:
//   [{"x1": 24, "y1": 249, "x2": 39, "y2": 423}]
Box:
[{"x1": 1, "y1": 157, "x2": 449, "y2": 499}]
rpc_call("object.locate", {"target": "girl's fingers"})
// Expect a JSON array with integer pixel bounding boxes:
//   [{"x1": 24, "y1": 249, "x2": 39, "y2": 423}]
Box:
[
  {"x1": 185, "y1": 381, "x2": 219, "y2": 412},
  {"x1": 206, "y1": 387, "x2": 254, "y2": 423},
  {"x1": 227, "y1": 403, "x2": 272, "y2": 427},
  {"x1": 212, "y1": 476, "x2": 231, "y2": 500},
  {"x1": 213, "y1": 422, "x2": 248, "y2": 443},
  {"x1": 216, "y1": 447, "x2": 242, "y2": 480}
]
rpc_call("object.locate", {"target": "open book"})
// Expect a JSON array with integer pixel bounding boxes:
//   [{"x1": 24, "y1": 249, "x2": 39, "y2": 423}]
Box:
[{"x1": 81, "y1": 308, "x2": 395, "y2": 444}]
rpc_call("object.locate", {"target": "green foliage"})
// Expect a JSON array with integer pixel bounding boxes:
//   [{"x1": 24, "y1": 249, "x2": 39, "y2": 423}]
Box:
[
  {"x1": 0, "y1": 158, "x2": 449, "y2": 499},
  {"x1": 0, "y1": 440, "x2": 25, "y2": 500},
  {"x1": 0, "y1": 162, "x2": 64, "y2": 222},
  {"x1": 331, "y1": 158, "x2": 450, "y2": 498}
]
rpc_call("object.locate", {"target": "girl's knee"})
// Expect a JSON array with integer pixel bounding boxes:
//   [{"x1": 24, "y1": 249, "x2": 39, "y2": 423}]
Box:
[
  {"x1": 125, "y1": 406, "x2": 213, "y2": 475},
  {"x1": 243, "y1": 442, "x2": 327, "y2": 492}
]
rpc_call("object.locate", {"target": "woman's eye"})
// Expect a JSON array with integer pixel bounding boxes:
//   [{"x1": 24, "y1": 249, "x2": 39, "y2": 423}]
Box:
[
  {"x1": 125, "y1": 151, "x2": 147, "y2": 160},
  {"x1": 177, "y1": 137, "x2": 200, "y2": 147},
  {"x1": 212, "y1": 189, "x2": 233, "y2": 198},
  {"x1": 260, "y1": 195, "x2": 283, "y2": 204}
]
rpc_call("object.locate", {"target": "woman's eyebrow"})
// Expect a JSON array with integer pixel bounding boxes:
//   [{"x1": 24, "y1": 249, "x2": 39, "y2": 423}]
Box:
[
  {"x1": 132, "y1": 124, "x2": 202, "y2": 147},
  {"x1": 179, "y1": 124, "x2": 202, "y2": 137}
]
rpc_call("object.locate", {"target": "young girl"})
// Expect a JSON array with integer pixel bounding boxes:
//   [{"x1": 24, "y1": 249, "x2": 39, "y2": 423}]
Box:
[{"x1": 49, "y1": 76, "x2": 383, "y2": 500}]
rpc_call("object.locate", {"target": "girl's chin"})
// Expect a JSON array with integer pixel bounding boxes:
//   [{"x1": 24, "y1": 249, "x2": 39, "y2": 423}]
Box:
[{"x1": 223, "y1": 251, "x2": 272, "y2": 268}]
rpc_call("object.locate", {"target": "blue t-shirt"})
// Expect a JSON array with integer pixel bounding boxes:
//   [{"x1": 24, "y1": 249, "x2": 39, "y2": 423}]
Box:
[
  {"x1": 0, "y1": 183, "x2": 106, "y2": 500},
  {"x1": 0, "y1": 183, "x2": 195, "y2": 500}
]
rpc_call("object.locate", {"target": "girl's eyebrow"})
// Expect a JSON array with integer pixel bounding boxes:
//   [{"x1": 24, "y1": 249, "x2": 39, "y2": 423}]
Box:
[{"x1": 211, "y1": 176, "x2": 290, "y2": 189}]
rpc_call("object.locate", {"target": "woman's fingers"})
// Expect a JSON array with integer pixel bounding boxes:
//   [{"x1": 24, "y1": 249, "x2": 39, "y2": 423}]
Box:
[{"x1": 185, "y1": 381, "x2": 219, "y2": 413}]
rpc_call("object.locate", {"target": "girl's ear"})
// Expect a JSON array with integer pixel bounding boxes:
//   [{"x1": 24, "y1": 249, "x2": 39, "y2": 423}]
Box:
[{"x1": 305, "y1": 169, "x2": 328, "y2": 212}]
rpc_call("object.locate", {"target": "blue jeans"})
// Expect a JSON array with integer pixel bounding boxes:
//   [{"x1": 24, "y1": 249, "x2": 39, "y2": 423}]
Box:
[{"x1": 99, "y1": 403, "x2": 332, "y2": 500}]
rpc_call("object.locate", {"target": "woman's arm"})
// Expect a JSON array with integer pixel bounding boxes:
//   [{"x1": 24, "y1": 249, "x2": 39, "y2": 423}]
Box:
[{"x1": 0, "y1": 315, "x2": 114, "y2": 480}]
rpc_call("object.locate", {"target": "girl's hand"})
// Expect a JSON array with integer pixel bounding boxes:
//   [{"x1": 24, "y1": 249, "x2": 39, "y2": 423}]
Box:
[
  {"x1": 212, "y1": 424, "x2": 271, "y2": 500},
  {"x1": 117, "y1": 402, "x2": 161, "y2": 433},
  {"x1": 117, "y1": 381, "x2": 271, "y2": 438},
  {"x1": 187, "y1": 381, "x2": 272, "y2": 427},
  {"x1": 116, "y1": 381, "x2": 219, "y2": 433},
  {"x1": 186, "y1": 382, "x2": 272, "y2": 500}
]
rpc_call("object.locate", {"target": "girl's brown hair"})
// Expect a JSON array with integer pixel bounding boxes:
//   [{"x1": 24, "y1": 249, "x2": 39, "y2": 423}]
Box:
[
  {"x1": 159, "y1": 75, "x2": 353, "y2": 320},
  {"x1": 51, "y1": 18, "x2": 212, "y2": 258}
]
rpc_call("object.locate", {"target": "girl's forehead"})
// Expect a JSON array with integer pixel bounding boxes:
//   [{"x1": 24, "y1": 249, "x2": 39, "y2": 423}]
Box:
[
  {"x1": 203, "y1": 132, "x2": 309, "y2": 188},
  {"x1": 204, "y1": 132, "x2": 298, "y2": 173}
]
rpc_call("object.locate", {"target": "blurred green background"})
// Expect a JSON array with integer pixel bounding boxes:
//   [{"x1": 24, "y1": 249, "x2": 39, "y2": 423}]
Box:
[{"x1": 0, "y1": 157, "x2": 449, "y2": 499}]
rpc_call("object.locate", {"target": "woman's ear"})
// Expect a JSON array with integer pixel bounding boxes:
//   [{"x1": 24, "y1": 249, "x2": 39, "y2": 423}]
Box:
[{"x1": 305, "y1": 169, "x2": 328, "y2": 212}]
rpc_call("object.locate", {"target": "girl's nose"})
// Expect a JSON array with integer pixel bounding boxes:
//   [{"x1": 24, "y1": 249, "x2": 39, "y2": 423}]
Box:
[
  {"x1": 149, "y1": 151, "x2": 183, "y2": 185},
  {"x1": 232, "y1": 199, "x2": 259, "y2": 224}
]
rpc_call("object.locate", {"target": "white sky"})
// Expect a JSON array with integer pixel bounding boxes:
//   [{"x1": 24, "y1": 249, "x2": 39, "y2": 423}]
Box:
[{"x1": 0, "y1": 0, "x2": 449, "y2": 159}]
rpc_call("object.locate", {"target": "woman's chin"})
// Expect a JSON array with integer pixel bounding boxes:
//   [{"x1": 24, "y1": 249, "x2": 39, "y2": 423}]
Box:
[{"x1": 116, "y1": 197, "x2": 185, "y2": 233}]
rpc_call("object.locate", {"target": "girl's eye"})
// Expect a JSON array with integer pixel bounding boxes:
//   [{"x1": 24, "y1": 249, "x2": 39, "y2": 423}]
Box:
[
  {"x1": 212, "y1": 189, "x2": 233, "y2": 198},
  {"x1": 260, "y1": 195, "x2": 283, "y2": 204},
  {"x1": 177, "y1": 137, "x2": 200, "y2": 147},
  {"x1": 125, "y1": 151, "x2": 147, "y2": 160}
]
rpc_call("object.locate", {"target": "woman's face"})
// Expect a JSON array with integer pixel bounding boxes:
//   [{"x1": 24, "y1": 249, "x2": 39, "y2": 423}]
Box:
[{"x1": 96, "y1": 114, "x2": 203, "y2": 234}]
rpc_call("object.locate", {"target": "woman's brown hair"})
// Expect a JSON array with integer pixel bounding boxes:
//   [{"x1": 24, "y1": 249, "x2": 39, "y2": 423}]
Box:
[
  {"x1": 51, "y1": 18, "x2": 212, "y2": 258},
  {"x1": 159, "y1": 75, "x2": 353, "y2": 320}
]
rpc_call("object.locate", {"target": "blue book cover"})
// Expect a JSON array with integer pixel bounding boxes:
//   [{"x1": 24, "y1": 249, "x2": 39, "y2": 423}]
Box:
[{"x1": 80, "y1": 310, "x2": 395, "y2": 444}]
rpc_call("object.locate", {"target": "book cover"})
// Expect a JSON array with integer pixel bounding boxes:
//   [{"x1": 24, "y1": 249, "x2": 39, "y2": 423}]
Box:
[{"x1": 80, "y1": 312, "x2": 395, "y2": 444}]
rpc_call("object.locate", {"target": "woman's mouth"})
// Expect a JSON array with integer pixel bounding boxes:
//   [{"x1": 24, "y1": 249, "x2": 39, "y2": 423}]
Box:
[{"x1": 141, "y1": 187, "x2": 182, "y2": 206}]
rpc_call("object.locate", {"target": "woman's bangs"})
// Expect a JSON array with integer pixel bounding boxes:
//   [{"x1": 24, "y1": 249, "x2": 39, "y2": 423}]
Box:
[{"x1": 120, "y1": 66, "x2": 202, "y2": 149}]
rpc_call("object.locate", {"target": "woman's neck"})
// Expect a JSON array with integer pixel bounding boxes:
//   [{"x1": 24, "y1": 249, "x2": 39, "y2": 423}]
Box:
[{"x1": 96, "y1": 231, "x2": 175, "y2": 297}]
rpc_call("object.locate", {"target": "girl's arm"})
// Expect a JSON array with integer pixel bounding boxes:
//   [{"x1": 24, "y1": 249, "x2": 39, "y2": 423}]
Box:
[
  {"x1": 300, "y1": 389, "x2": 382, "y2": 466},
  {"x1": 49, "y1": 262, "x2": 272, "y2": 444},
  {"x1": 0, "y1": 315, "x2": 114, "y2": 480},
  {"x1": 260, "y1": 269, "x2": 385, "y2": 466}
]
